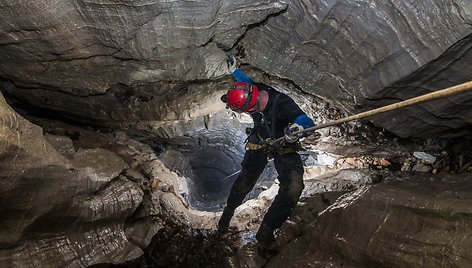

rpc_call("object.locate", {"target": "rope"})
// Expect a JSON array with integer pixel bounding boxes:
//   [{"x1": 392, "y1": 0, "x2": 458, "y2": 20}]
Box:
[{"x1": 273, "y1": 80, "x2": 472, "y2": 145}]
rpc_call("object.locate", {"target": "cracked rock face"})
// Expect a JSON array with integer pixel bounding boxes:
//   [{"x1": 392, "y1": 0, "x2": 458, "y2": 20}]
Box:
[{"x1": 1, "y1": 0, "x2": 471, "y2": 137}]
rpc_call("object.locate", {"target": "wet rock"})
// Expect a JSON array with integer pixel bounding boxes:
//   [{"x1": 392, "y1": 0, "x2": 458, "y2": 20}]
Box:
[
  {"x1": 0, "y1": 1, "x2": 472, "y2": 267},
  {"x1": 0, "y1": 1, "x2": 470, "y2": 140},
  {"x1": 10, "y1": 224, "x2": 144, "y2": 268},
  {"x1": 302, "y1": 168, "x2": 384, "y2": 196},
  {"x1": 0, "y1": 0, "x2": 287, "y2": 130},
  {"x1": 73, "y1": 148, "x2": 129, "y2": 189},
  {"x1": 267, "y1": 174, "x2": 472, "y2": 267},
  {"x1": 123, "y1": 168, "x2": 146, "y2": 183},
  {"x1": 69, "y1": 176, "x2": 144, "y2": 221},
  {"x1": 0, "y1": 92, "x2": 195, "y2": 267}
]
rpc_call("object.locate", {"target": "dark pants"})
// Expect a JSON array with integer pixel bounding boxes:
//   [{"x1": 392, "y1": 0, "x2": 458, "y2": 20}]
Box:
[{"x1": 225, "y1": 149, "x2": 304, "y2": 230}]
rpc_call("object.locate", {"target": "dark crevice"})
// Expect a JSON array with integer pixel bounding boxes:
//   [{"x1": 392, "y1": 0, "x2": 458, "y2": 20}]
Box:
[{"x1": 220, "y1": 3, "x2": 289, "y2": 52}]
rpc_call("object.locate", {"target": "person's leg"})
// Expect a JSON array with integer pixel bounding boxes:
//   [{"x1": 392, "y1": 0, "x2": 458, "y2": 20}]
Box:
[
  {"x1": 218, "y1": 150, "x2": 268, "y2": 232},
  {"x1": 256, "y1": 153, "x2": 304, "y2": 244}
]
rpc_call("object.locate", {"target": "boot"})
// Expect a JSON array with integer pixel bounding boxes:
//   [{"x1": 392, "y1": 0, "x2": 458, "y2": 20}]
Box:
[
  {"x1": 256, "y1": 223, "x2": 276, "y2": 246},
  {"x1": 217, "y1": 207, "x2": 234, "y2": 234},
  {"x1": 256, "y1": 223, "x2": 279, "y2": 257}
]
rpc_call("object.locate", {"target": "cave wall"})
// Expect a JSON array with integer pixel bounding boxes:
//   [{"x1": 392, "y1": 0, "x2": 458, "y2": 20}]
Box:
[
  {"x1": 1, "y1": 0, "x2": 471, "y2": 138},
  {"x1": 0, "y1": 91, "x2": 144, "y2": 266},
  {"x1": 1, "y1": 1, "x2": 472, "y2": 267},
  {"x1": 0, "y1": 0, "x2": 287, "y2": 128},
  {"x1": 0, "y1": 0, "x2": 287, "y2": 88},
  {"x1": 241, "y1": 0, "x2": 472, "y2": 138},
  {"x1": 0, "y1": 90, "x2": 221, "y2": 267}
]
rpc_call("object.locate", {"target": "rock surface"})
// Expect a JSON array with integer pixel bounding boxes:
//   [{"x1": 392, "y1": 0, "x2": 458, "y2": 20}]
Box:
[
  {"x1": 1, "y1": 1, "x2": 472, "y2": 267},
  {"x1": 267, "y1": 173, "x2": 472, "y2": 267},
  {"x1": 0, "y1": 92, "x2": 143, "y2": 267},
  {"x1": 1, "y1": 0, "x2": 471, "y2": 137},
  {"x1": 0, "y1": 0, "x2": 287, "y2": 130},
  {"x1": 242, "y1": 0, "x2": 472, "y2": 138},
  {"x1": 0, "y1": 91, "x2": 220, "y2": 267}
]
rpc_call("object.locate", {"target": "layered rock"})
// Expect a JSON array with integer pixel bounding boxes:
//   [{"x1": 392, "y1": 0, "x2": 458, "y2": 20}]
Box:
[
  {"x1": 0, "y1": 91, "x2": 222, "y2": 267},
  {"x1": 266, "y1": 173, "x2": 472, "y2": 267},
  {"x1": 0, "y1": 0, "x2": 287, "y2": 129},
  {"x1": 1, "y1": 0, "x2": 472, "y2": 267},
  {"x1": 241, "y1": 0, "x2": 472, "y2": 138},
  {"x1": 1, "y1": 0, "x2": 471, "y2": 138},
  {"x1": 0, "y1": 91, "x2": 144, "y2": 267}
]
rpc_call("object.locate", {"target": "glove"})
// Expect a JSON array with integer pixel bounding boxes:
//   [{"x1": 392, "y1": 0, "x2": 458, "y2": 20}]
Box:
[
  {"x1": 226, "y1": 55, "x2": 237, "y2": 73},
  {"x1": 284, "y1": 123, "x2": 304, "y2": 143}
]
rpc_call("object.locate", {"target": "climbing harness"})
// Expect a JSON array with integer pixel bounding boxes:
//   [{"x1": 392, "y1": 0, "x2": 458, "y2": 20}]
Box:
[{"x1": 271, "y1": 80, "x2": 472, "y2": 145}]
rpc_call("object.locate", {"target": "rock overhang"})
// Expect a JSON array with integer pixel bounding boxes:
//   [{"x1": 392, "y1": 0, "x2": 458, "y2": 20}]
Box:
[{"x1": 1, "y1": 0, "x2": 472, "y2": 139}]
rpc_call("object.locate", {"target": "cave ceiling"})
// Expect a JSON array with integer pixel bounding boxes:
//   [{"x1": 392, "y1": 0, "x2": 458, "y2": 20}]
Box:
[{"x1": 0, "y1": 0, "x2": 471, "y2": 138}]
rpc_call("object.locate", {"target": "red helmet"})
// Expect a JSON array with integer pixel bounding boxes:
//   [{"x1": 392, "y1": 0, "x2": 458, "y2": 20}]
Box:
[{"x1": 224, "y1": 82, "x2": 259, "y2": 113}]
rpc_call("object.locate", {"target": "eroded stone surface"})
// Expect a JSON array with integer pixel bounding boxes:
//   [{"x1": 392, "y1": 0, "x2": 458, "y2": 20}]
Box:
[
  {"x1": 0, "y1": 0, "x2": 287, "y2": 132},
  {"x1": 0, "y1": 92, "x2": 148, "y2": 267},
  {"x1": 0, "y1": 92, "x2": 221, "y2": 267},
  {"x1": 1, "y1": 1, "x2": 472, "y2": 267},
  {"x1": 241, "y1": 0, "x2": 472, "y2": 138},
  {"x1": 266, "y1": 174, "x2": 472, "y2": 267},
  {"x1": 1, "y1": 0, "x2": 471, "y2": 138}
]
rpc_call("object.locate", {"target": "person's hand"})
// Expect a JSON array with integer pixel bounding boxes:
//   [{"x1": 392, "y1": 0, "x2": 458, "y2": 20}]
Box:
[
  {"x1": 226, "y1": 55, "x2": 237, "y2": 73},
  {"x1": 284, "y1": 123, "x2": 304, "y2": 143}
]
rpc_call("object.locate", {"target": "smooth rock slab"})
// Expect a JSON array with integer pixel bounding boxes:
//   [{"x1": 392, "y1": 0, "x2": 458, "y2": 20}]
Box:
[{"x1": 268, "y1": 173, "x2": 472, "y2": 267}]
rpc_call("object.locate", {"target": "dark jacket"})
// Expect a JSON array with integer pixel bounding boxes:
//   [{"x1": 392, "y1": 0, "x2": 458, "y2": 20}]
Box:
[{"x1": 250, "y1": 83, "x2": 305, "y2": 141}]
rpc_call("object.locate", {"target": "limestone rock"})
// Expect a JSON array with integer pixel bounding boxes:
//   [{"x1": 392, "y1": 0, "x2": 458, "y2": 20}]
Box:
[
  {"x1": 1, "y1": 1, "x2": 471, "y2": 138},
  {"x1": 1, "y1": 0, "x2": 472, "y2": 267},
  {"x1": 269, "y1": 174, "x2": 472, "y2": 267},
  {"x1": 242, "y1": 0, "x2": 472, "y2": 138},
  {"x1": 0, "y1": 92, "x2": 144, "y2": 267},
  {"x1": 44, "y1": 134, "x2": 76, "y2": 158}
]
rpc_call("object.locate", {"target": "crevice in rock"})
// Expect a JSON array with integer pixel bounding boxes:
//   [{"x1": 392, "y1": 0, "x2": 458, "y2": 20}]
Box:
[{"x1": 222, "y1": 3, "x2": 289, "y2": 51}]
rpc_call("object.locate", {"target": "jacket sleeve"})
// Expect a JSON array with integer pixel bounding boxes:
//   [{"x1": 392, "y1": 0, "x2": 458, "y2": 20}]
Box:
[
  {"x1": 232, "y1": 69, "x2": 255, "y2": 83},
  {"x1": 294, "y1": 114, "x2": 315, "y2": 129}
]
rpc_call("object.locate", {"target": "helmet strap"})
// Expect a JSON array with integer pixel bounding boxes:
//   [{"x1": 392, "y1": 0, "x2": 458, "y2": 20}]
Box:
[{"x1": 247, "y1": 98, "x2": 261, "y2": 114}]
